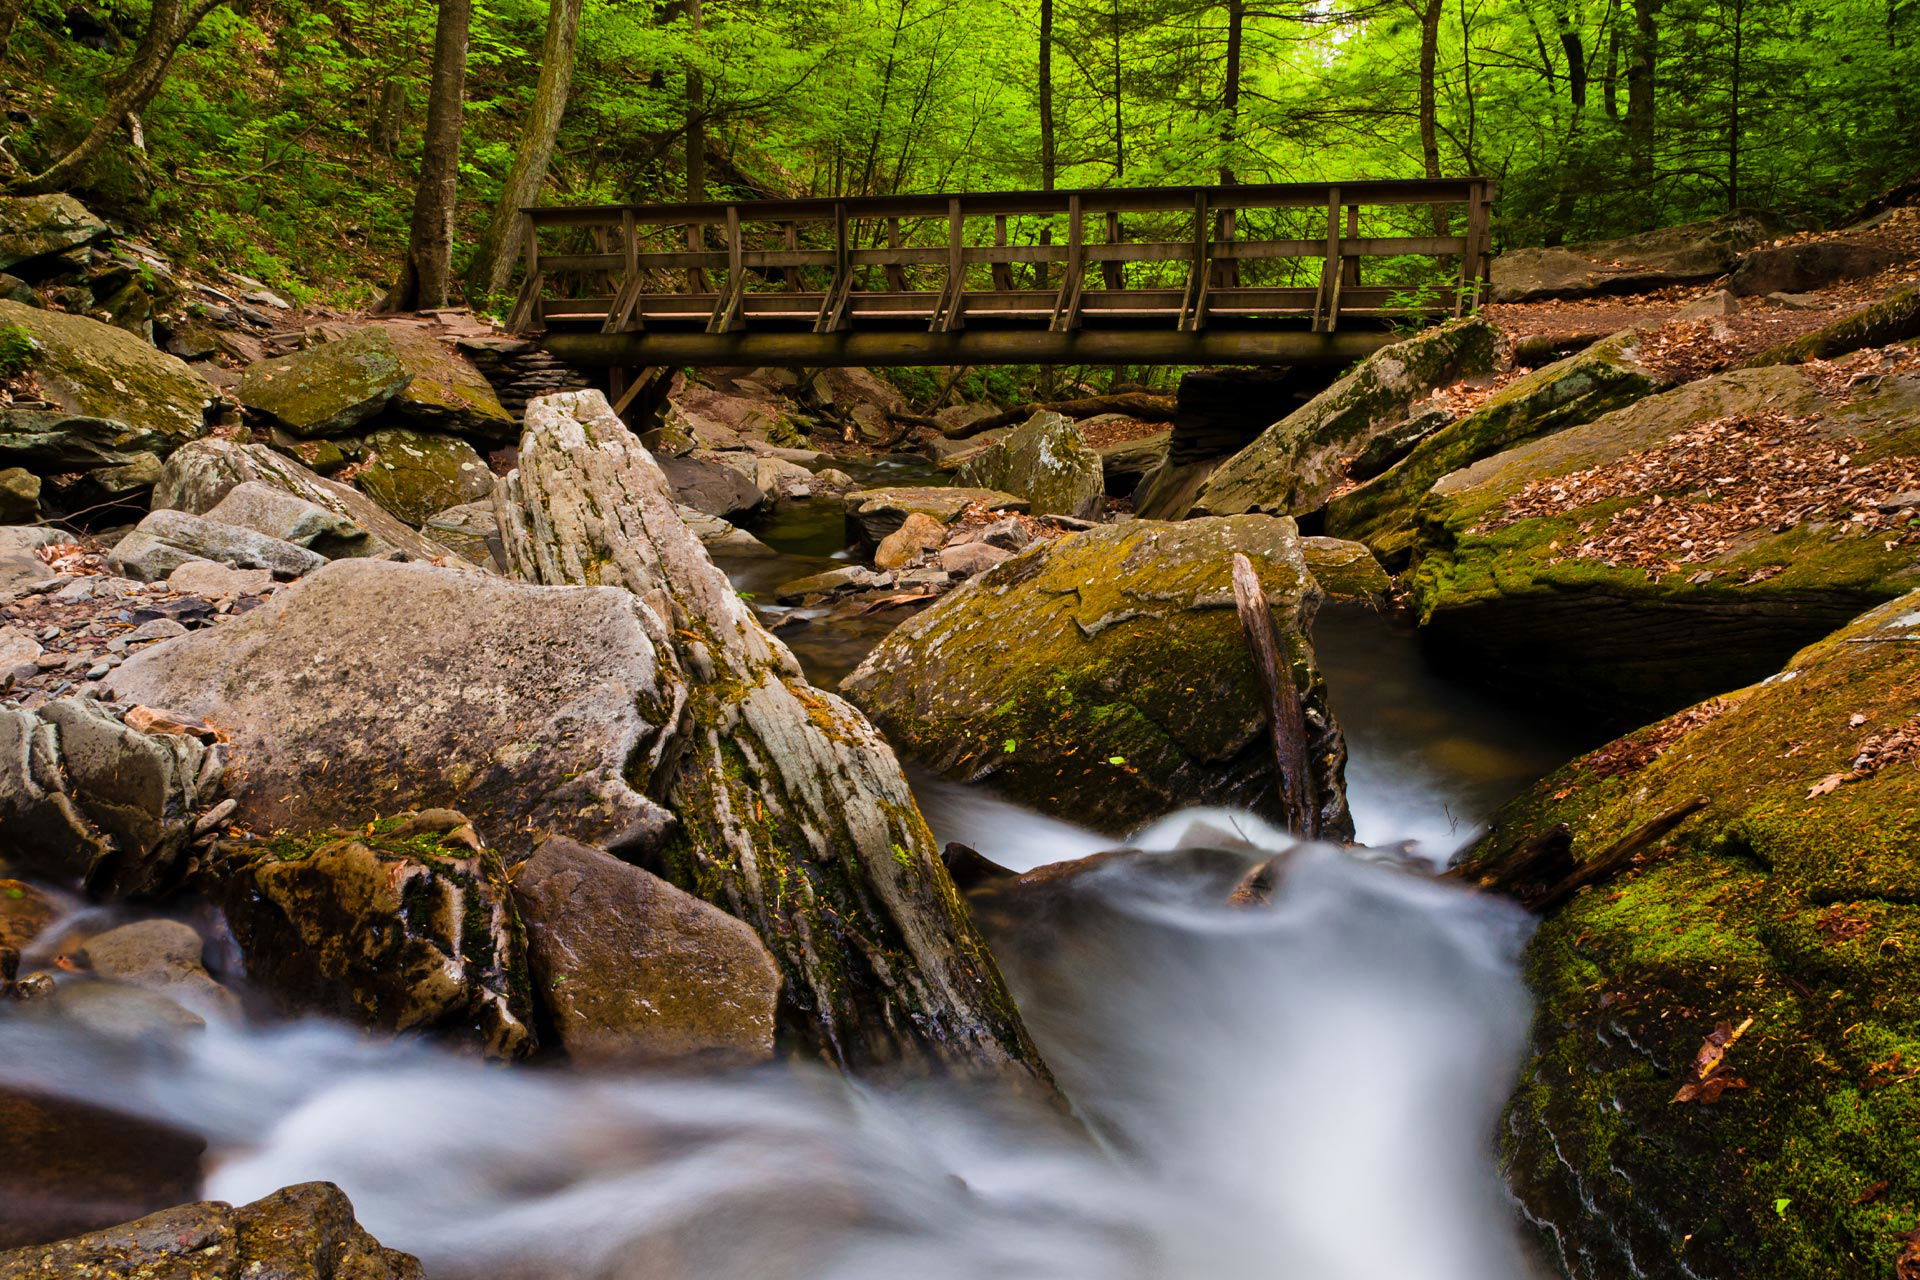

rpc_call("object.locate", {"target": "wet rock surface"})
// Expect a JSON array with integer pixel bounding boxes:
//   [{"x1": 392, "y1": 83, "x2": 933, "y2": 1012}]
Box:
[{"x1": 953, "y1": 410, "x2": 1103, "y2": 519}]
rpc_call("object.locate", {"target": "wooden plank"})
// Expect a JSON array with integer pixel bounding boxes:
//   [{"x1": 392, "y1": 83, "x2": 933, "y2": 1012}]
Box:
[
  {"x1": 991, "y1": 215, "x2": 1015, "y2": 291},
  {"x1": 705, "y1": 205, "x2": 745, "y2": 333},
  {"x1": 885, "y1": 218, "x2": 909, "y2": 292},
  {"x1": 1341, "y1": 205, "x2": 1360, "y2": 287},
  {"x1": 782, "y1": 221, "x2": 803, "y2": 291},
  {"x1": 1315, "y1": 186, "x2": 1341, "y2": 333},
  {"x1": 1179, "y1": 190, "x2": 1212, "y2": 333},
  {"x1": 933, "y1": 197, "x2": 966, "y2": 332},
  {"x1": 1050, "y1": 194, "x2": 1085, "y2": 332},
  {"x1": 685, "y1": 220, "x2": 707, "y2": 293},
  {"x1": 601, "y1": 276, "x2": 645, "y2": 333},
  {"x1": 1213, "y1": 206, "x2": 1239, "y2": 289},
  {"x1": 507, "y1": 269, "x2": 546, "y2": 334},
  {"x1": 1102, "y1": 210, "x2": 1124, "y2": 291},
  {"x1": 1460, "y1": 181, "x2": 1491, "y2": 315}
]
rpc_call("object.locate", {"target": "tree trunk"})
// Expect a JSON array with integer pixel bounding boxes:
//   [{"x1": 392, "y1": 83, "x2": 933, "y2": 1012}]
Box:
[
  {"x1": 8, "y1": 0, "x2": 228, "y2": 196},
  {"x1": 495, "y1": 390, "x2": 1055, "y2": 1088},
  {"x1": 1559, "y1": 22, "x2": 1587, "y2": 107},
  {"x1": 1039, "y1": 0, "x2": 1056, "y2": 190},
  {"x1": 1727, "y1": 0, "x2": 1744, "y2": 209},
  {"x1": 464, "y1": 0, "x2": 585, "y2": 303},
  {"x1": 1626, "y1": 0, "x2": 1660, "y2": 167},
  {"x1": 382, "y1": 0, "x2": 472, "y2": 312},
  {"x1": 1111, "y1": 0, "x2": 1125, "y2": 178},
  {"x1": 1220, "y1": 0, "x2": 1244, "y2": 184},
  {"x1": 1418, "y1": 0, "x2": 1445, "y2": 234},
  {"x1": 684, "y1": 0, "x2": 706, "y2": 200},
  {"x1": 369, "y1": 77, "x2": 406, "y2": 156}
]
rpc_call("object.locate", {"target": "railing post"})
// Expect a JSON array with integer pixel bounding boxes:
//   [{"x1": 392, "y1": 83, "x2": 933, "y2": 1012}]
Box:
[
  {"x1": 935, "y1": 197, "x2": 966, "y2": 332},
  {"x1": 1459, "y1": 180, "x2": 1491, "y2": 314},
  {"x1": 1180, "y1": 189, "x2": 1212, "y2": 332},
  {"x1": 1315, "y1": 185, "x2": 1343, "y2": 333},
  {"x1": 782, "y1": 221, "x2": 802, "y2": 291},
  {"x1": 507, "y1": 216, "x2": 544, "y2": 334},
  {"x1": 1341, "y1": 205, "x2": 1361, "y2": 287},
  {"x1": 885, "y1": 217, "x2": 909, "y2": 292},
  {"x1": 1102, "y1": 210, "x2": 1124, "y2": 291},
  {"x1": 686, "y1": 218, "x2": 707, "y2": 293},
  {"x1": 992, "y1": 215, "x2": 1015, "y2": 291}
]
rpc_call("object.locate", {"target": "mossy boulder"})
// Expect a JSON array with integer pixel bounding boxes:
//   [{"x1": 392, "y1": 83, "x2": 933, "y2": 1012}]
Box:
[
  {"x1": 1457, "y1": 589, "x2": 1920, "y2": 1280},
  {"x1": 843, "y1": 485, "x2": 1026, "y2": 544},
  {"x1": 1490, "y1": 212, "x2": 1779, "y2": 303},
  {"x1": 1409, "y1": 364, "x2": 1920, "y2": 725},
  {"x1": 1191, "y1": 318, "x2": 1501, "y2": 519},
  {"x1": 217, "y1": 812, "x2": 534, "y2": 1059},
  {"x1": 379, "y1": 326, "x2": 516, "y2": 440},
  {"x1": 0, "y1": 300, "x2": 212, "y2": 459},
  {"x1": 237, "y1": 327, "x2": 411, "y2": 437},
  {"x1": 954, "y1": 410, "x2": 1104, "y2": 519},
  {"x1": 352, "y1": 427, "x2": 494, "y2": 526},
  {"x1": 0, "y1": 194, "x2": 108, "y2": 275},
  {"x1": 1745, "y1": 283, "x2": 1920, "y2": 368},
  {"x1": 1302, "y1": 536, "x2": 1392, "y2": 607},
  {"x1": 842, "y1": 515, "x2": 1352, "y2": 836},
  {"x1": 1324, "y1": 328, "x2": 1668, "y2": 565}
]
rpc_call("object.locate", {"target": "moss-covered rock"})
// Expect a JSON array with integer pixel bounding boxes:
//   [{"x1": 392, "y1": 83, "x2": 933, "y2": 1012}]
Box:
[
  {"x1": 236, "y1": 327, "x2": 411, "y2": 437},
  {"x1": 1490, "y1": 212, "x2": 1780, "y2": 303},
  {"x1": 842, "y1": 515, "x2": 1352, "y2": 836},
  {"x1": 0, "y1": 195, "x2": 108, "y2": 275},
  {"x1": 0, "y1": 300, "x2": 212, "y2": 459},
  {"x1": 218, "y1": 811, "x2": 534, "y2": 1059},
  {"x1": 1745, "y1": 284, "x2": 1920, "y2": 368},
  {"x1": 1409, "y1": 365, "x2": 1920, "y2": 724},
  {"x1": 1457, "y1": 589, "x2": 1920, "y2": 1280},
  {"x1": 378, "y1": 326, "x2": 516, "y2": 440},
  {"x1": 352, "y1": 427, "x2": 494, "y2": 526},
  {"x1": 0, "y1": 468, "x2": 37, "y2": 523},
  {"x1": 1325, "y1": 328, "x2": 1667, "y2": 565},
  {"x1": 1302, "y1": 536, "x2": 1392, "y2": 607},
  {"x1": 954, "y1": 410, "x2": 1104, "y2": 518},
  {"x1": 843, "y1": 485, "x2": 1026, "y2": 544},
  {"x1": 1192, "y1": 318, "x2": 1501, "y2": 519}
]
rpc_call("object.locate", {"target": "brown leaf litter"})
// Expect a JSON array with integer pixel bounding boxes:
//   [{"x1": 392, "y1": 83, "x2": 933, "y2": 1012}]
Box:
[{"x1": 1672, "y1": 1016, "x2": 1754, "y2": 1104}]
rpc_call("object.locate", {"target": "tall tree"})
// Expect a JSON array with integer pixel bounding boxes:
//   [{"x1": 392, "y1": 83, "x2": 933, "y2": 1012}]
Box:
[
  {"x1": 381, "y1": 0, "x2": 472, "y2": 311},
  {"x1": 1040, "y1": 0, "x2": 1057, "y2": 188},
  {"x1": 1220, "y1": 0, "x2": 1244, "y2": 182},
  {"x1": 685, "y1": 0, "x2": 707, "y2": 199},
  {"x1": 464, "y1": 0, "x2": 586, "y2": 301},
  {"x1": 6, "y1": 0, "x2": 229, "y2": 195},
  {"x1": 1626, "y1": 0, "x2": 1660, "y2": 167}
]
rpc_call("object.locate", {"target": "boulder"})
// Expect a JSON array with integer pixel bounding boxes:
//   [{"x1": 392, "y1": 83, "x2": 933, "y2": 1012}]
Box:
[
  {"x1": 0, "y1": 697, "x2": 224, "y2": 898},
  {"x1": 843, "y1": 486, "x2": 1026, "y2": 545},
  {"x1": 0, "y1": 468, "x2": 37, "y2": 523},
  {"x1": 664, "y1": 381, "x2": 806, "y2": 450},
  {"x1": 937, "y1": 540, "x2": 1016, "y2": 577},
  {"x1": 164, "y1": 560, "x2": 272, "y2": 599},
  {"x1": 659, "y1": 451, "x2": 763, "y2": 518},
  {"x1": 0, "y1": 301, "x2": 212, "y2": 457},
  {"x1": 107, "y1": 509, "x2": 327, "y2": 582},
  {"x1": 1302, "y1": 536, "x2": 1392, "y2": 606},
  {"x1": 773, "y1": 565, "x2": 889, "y2": 603},
  {"x1": 1094, "y1": 428, "x2": 1171, "y2": 495},
  {"x1": 62, "y1": 452, "x2": 162, "y2": 510},
  {"x1": 0, "y1": 526, "x2": 64, "y2": 600},
  {"x1": 0, "y1": 194, "x2": 109, "y2": 276},
  {"x1": 1745, "y1": 280, "x2": 1920, "y2": 367},
  {"x1": 843, "y1": 515, "x2": 1352, "y2": 837},
  {"x1": 153, "y1": 439, "x2": 463, "y2": 564},
  {"x1": 0, "y1": 1181, "x2": 422, "y2": 1279},
  {"x1": 421, "y1": 500, "x2": 502, "y2": 568},
  {"x1": 215, "y1": 815, "x2": 533, "y2": 1058},
  {"x1": 1489, "y1": 212, "x2": 1780, "y2": 303},
  {"x1": 353, "y1": 427, "x2": 495, "y2": 526},
  {"x1": 673, "y1": 503, "x2": 777, "y2": 557},
  {"x1": 235, "y1": 327, "x2": 411, "y2": 437},
  {"x1": 75, "y1": 919, "x2": 232, "y2": 1015},
  {"x1": 494, "y1": 390, "x2": 1050, "y2": 1084},
  {"x1": 1192, "y1": 318, "x2": 1502, "y2": 519},
  {"x1": 511, "y1": 836, "x2": 781, "y2": 1066},
  {"x1": 202, "y1": 480, "x2": 379, "y2": 558},
  {"x1": 954, "y1": 411, "x2": 1103, "y2": 519},
  {"x1": 1727, "y1": 241, "x2": 1907, "y2": 296},
  {"x1": 0, "y1": 880, "x2": 58, "y2": 951},
  {"x1": 873, "y1": 510, "x2": 945, "y2": 569},
  {"x1": 375, "y1": 326, "x2": 516, "y2": 440},
  {"x1": 106, "y1": 558, "x2": 682, "y2": 860},
  {"x1": 1325, "y1": 327, "x2": 1669, "y2": 564},
  {"x1": 1407, "y1": 363, "x2": 1920, "y2": 725},
  {"x1": 1454, "y1": 590, "x2": 1920, "y2": 1280}
]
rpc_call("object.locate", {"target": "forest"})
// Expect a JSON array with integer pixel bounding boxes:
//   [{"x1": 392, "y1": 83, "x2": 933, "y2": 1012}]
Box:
[{"x1": 2, "y1": 0, "x2": 1915, "y2": 302}]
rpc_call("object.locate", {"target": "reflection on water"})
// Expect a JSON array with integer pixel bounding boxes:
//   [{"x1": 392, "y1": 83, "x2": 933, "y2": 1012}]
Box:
[{"x1": 1313, "y1": 605, "x2": 1585, "y2": 865}]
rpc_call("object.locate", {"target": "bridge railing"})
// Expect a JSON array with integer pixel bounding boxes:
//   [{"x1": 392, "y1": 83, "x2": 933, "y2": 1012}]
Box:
[{"x1": 509, "y1": 178, "x2": 1493, "y2": 341}]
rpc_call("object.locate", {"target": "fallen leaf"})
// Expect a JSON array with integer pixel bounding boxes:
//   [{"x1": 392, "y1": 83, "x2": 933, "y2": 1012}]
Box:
[
  {"x1": 1672, "y1": 1016, "x2": 1755, "y2": 1104},
  {"x1": 1808, "y1": 772, "x2": 1848, "y2": 798}
]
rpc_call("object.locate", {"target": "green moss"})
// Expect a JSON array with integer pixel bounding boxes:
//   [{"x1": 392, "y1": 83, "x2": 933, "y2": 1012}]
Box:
[{"x1": 0, "y1": 321, "x2": 33, "y2": 380}]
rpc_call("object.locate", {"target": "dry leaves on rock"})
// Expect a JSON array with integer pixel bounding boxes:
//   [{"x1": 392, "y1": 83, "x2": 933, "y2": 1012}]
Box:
[
  {"x1": 1897, "y1": 1226, "x2": 1920, "y2": 1280},
  {"x1": 1806, "y1": 712, "x2": 1920, "y2": 797},
  {"x1": 1479, "y1": 410, "x2": 1920, "y2": 575},
  {"x1": 1672, "y1": 1016, "x2": 1754, "y2": 1104},
  {"x1": 1586, "y1": 698, "x2": 1733, "y2": 780},
  {"x1": 1815, "y1": 906, "x2": 1873, "y2": 945}
]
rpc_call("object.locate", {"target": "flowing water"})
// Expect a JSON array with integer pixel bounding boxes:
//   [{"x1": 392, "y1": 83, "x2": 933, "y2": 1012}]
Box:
[{"x1": 0, "y1": 497, "x2": 1582, "y2": 1279}]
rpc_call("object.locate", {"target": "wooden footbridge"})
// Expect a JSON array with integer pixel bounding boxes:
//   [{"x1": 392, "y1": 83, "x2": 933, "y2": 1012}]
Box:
[{"x1": 514, "y1": 177, "x2": 1493, "y2": 383}]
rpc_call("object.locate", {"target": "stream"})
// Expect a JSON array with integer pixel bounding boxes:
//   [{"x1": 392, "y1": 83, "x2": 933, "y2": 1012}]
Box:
[{"x1": 0, "y1": 482, "x2": 1587, "y2": 1280}]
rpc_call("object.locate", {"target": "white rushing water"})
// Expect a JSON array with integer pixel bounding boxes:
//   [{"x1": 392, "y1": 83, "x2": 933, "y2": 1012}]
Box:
[{"x1": 0, "y1": 801, "x2": 1540, "y2": 1280}]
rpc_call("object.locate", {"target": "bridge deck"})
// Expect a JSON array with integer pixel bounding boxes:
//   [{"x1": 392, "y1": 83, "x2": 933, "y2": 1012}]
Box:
[{"x1": 515, "y1": 178, "x2": 1492, "y2": 369}]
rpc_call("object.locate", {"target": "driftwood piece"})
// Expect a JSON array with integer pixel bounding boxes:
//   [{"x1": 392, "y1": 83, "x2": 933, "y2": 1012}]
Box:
[
  {"x1": 942, "y1": 391, "x2": 1178, "y2": 439},
  {"x1": 494, "y1": 390, "x2": 1050, "y2": 1087},
  {"x1": 1230, "y1": 551, "x2": 1318, "y2": 838},
  {"x1": 1453, "y1": 797, "x2": 1708, "y2": 911}
]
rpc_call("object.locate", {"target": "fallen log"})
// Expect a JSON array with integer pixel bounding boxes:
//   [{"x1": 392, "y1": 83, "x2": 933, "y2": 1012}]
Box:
[
  {"x1": 1230, "y1": 551, "x2": 1319, "y2": 838},
  {"x1": 1451, "y1": 797, "x2": 1709, "y2": 911},
  {"x1": 494, "y1": 389, "x2": 1053, "y2": 1087},
  {"x1": 942, "y1": 391, "x2": 1177, "y2": 439}
]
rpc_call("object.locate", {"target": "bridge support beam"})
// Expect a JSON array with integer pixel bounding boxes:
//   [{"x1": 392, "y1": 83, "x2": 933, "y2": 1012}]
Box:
[{"x1": 542, "y1": 328, "x2": 1392, "y2": 369}]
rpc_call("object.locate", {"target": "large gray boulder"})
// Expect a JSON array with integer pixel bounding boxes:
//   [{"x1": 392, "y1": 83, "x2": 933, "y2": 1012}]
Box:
[
  {"x1": 107, "y1": 508, "x2": 327, "y2": 582},
  {"x1": 0, "y1": 526, "x2": 64, "y2": 600},
  {"x1": 0, "y1": 696, "x2": 225, "y2": 898},
  {"x1": 153, "y1": 439, "x2": 465, "y2": 564},
  {"x1": 106, "y1": 558, "x2": 682, "y2": 860},
  {"x1": 1727, "y1": 241, "x2": 1908, "y2": 296},
  {"x1": 1192, "y1": 318, "x2": 1500, "y2": 518},
  {"x1": 954, "y1": 410, "x2": 1103, "y2": 519},
  {"x1": 494, "y1": 389, "x2": 1051, "y2": 1085},
  {"x1": 512, "y1": 836, "x2": 781, "y2": 1066},
  {"x1": 1490, "y1": 212, "x2": 1779, "y2": 303},
  {"x1": 843, "y1": 515, "x2": 1352, "y2": 837},
  {"x1": 203, "y1": 480, "x2": 380, "y2": 558},
  {"x1": 659, "y1": 451, "x2": 763, "y2": 518},
  {"x1": 0, "y1": 194, "x2": 109, "y2": 275},
  {"x1": 0, "y1": 1182, "x2": 422, "y2": 1279},
  {"x1": 0, "y1": 301, "x2": 212, "y2": 460}
]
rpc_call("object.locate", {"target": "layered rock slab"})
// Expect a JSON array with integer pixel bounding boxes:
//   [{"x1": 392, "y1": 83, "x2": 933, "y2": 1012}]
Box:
[
  {"x1": 1455, "y1": 590, "x2": 1920, "y2": 1280},
  {"x1": 105, "y1": 557, "x2": 680, "y2": 859},
  {"x1": 494, "y1": 390, "x2": 1048, "y2": 1084},
  {"x1": 953, "y1": 410, "x2": 1103, "y2": 519},
  {"x1": 843, "y1": 515, "x2": 1352, "y2": 837}
]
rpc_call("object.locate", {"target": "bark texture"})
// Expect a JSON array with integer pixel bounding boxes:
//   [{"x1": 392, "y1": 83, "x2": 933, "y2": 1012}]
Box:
[
  {"x1": 464, "y1": 0, "x2": 585, "y2": 301},
  {"x1": 494, "y1": 390, "x2": 1051, "y2": 1087},
  {"x1": 383, "y1": 0, "x2": 472, "y2": 311}
]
